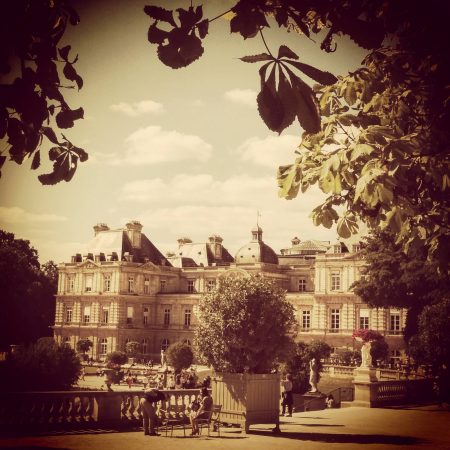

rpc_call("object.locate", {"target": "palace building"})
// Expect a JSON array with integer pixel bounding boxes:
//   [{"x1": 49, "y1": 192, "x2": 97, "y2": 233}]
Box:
[{"x1": 53, "y1": 221, "x2": 406, "y2": 362}]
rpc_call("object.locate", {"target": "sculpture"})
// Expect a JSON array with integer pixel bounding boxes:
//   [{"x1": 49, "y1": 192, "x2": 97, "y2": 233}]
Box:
[
  {"x1": 360, "y1": 341, "x2": 373, "y2": 368},
  {"x1": 309, "y1": 357, "x2": 318, "y2": 392}
]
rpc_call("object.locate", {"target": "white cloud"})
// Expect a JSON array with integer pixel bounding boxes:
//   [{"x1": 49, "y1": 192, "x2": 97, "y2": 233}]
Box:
[
  {"x1": 120, "y1": 174, "x2": 276, "y2": 204},
  {"x1": 0, "y1": 207, "x2": 67, "y2": 225},
  {"x1": 224, "y1": 88, "x2": 257, "y2": 107},
  {"x1": 236, "y1": 134, "x2": 300, "y2": 169},
  {"x1": 95, "y1": 126, "x2": 213, "y2": 165},
  {"x1": 110, "y1": 100, "x2": 164, "y2": 116}
]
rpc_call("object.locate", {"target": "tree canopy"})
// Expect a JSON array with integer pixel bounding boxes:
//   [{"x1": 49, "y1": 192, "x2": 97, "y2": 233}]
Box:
[
  {"x1": 352, "y1": 230, "x2": 449, "y2": 340},
  {"x1": 0, "y1": 230, "x2": 57, "y2": 349},
  {"x1": 144, "y1": 0, "x2": 450, "y2": 270},
  {"x1": 194, "y1": 274, "x2": 296, "y2": 373},
  {"x1": 0, "y1": 0, "x2": 86, "y2": 185},
  {"x1": 165, "y1": 342, "x2": 194, "y2": 374}
]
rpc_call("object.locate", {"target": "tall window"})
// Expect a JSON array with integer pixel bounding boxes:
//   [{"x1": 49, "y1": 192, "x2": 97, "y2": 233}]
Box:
[
  {"x1": 67, "y1": 275, "x2": 75, "y2": 292},
  {"x1": 85, "y1": 274, "x2": 93, "y2": 292},
  {"x1": 144, "y1": 277, "x2": 150, "y2": 294},
  {"x1": 298, "y1": 278, "x2": 307, "y2": 292},
  {"x1": 183, "y1": 339, "x2": 191, "y2": 346},
  {"x1": 103, "y1": 274, "x2": 111, "y2": 292},
  {"x1": 331, "y1": 272, "x2": 341, "y2": 291},
  {"x1": 207, "y1": 280, "x2": 216, "y2": 292},
  {"x1": 63, "y1": 336, "x2": 71, "y2": 347},
  {"x1": 65, "y1": 306, "x2": 73, "y2": 323},
  {"x1": 142, "y1": 338, "x2": 148, "y2": 354},
  {"x1": 301, "y1": 310, "x2": 311, "y2": 330},
  {"x1": 164, "y1": 308, "x2": 171, "y2": 325},
  {"x1": 128, "y1": 276, "x2": 134, "y2": 293},
  {"x1": 160, "y1": 279, "x2": 166, "y2": 292},
  {"x1": 143, "y1": 307, "x2": 149, "y2": 325},
  {"x1": 102, "y1": 306, "x2": 109, "y2": 324},
  {"x1": 127, "y1": 306, "x2": 133, "y2": 324},
  {"x1": 389, "y1": 313, "x2": 401, "y2": 334},
  {"x1": 99, "y1": 338, "x2": 108, "y2": 355},
  {"x1": 187, "y1": 280, "x2": 195, "y2": 293},
  {"x1": 161, "y1": 338, "x2": 170, "y2": 351},
  {"x1": 184, "y1": 309, "x2": 191, "y2": 326},
  {"x1": 83, "y1": 305, "x2": 91, "y2": 324},
  {"x1": 330, "y1": 308, "x2": 340, "y2": 332},
  {"x1": 359, "y1": 309, "x2": 369, "y2": 329}
]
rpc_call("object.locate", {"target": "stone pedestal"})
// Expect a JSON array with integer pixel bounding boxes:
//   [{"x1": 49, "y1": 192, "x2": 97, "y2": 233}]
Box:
[
  {"x1": 302, "y1": 392, "x2": 326, "y2": 411},
  {"x1": 353, "y1": 366, "x2": 378, "y2": 383}
]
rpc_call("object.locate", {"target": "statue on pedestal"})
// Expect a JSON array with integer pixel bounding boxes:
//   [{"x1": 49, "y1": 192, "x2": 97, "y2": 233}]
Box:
[
  {"x1": 360, "y1": 341, "x2": 372, "y2": 368},
  {"x1": 309, "y1": 357, "x2": 318, "y2": 393}
]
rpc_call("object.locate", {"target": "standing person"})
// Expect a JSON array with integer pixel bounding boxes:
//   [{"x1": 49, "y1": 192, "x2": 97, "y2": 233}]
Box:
[
  {"x1": 281, "y1": 373, "x2": 293, "y2": 417},
  {"x1": 140, "y1": 389, "x2": 165, "y2": 436},
  {"x1": 80, "y1": 366, "x2": 85, "y2": 381},
  {"x1": 190, "y1": 387, "x2": 213, "y2": 436}
]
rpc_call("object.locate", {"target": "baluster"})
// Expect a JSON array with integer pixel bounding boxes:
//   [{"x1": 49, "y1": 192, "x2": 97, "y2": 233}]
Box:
[
  {"x1": 120, "y1": 394, "x2": 129, "y2": 421},
  {"x1": 84, "y1": 395, "x2": 95, "y2": 423},
  {"x1": 60, "y1": 397, "x2": 70, "y2": 424}
]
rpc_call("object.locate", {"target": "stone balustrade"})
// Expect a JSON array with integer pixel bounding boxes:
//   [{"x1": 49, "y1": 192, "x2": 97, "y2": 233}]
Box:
[
  {"x1": 323, "y1": 364, "x2": 426, "y2": 380},
  {"x1": 0, "y1": 388, "x2": 200, "y2": 432}
]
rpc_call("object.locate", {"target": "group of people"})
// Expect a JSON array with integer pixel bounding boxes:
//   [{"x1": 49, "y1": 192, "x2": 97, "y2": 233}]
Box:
[{"x1": 139, "y1": 386, "x2": 213, "y2": 437}]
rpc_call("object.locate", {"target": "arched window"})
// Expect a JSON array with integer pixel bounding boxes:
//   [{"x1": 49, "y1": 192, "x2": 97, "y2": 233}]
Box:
[{"x1": 161, "y1": 338, "x2": 169, "y2": 351}]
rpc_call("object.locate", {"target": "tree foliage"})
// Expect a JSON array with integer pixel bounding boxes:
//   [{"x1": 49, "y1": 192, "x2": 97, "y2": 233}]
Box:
[
  {"x1": 352, "y1": 230, "x2": 449, "y2": 340},
  {"x1": 280, "y1": 340, "x2": 331, "y2": 393},
  {"x1": 408, "y1": 299, "x2": 450, "y2": 370},
  {"x1": 194, "y1": 274, "x2": 296, "y2": 373},
  {"x1": 165, "y1": 342, "x2": 194, "y2": 374},
  {"x1": 0, "y1": 337, "x2": 81, "y2": 390},
  {"x1": 125, "y1": 340, "x2": 141, "y2": 356},
  {"x1": 145, "y1": 0, "x2": 450, "y2": 270},
  {"x1": 76, "y1": 338, "x2": 92, "y2": 354},
  {"x1": 0, "y1": 230, "x2": 56, "y2": 349},
  {"x1": 106, "y1": 350, "x2": 127, "y2": 366},
  {"x1": 0, "y1": 0, "x2": 87, "y2": 184}
]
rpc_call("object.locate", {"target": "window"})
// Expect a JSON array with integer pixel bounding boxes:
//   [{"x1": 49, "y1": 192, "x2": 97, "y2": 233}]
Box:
[
  {"x1": 142, "y1": 338, "x2": 148, "y2": 354},
  {"x1": 83, "y1": 305, "x2": 91, "y2": 324},
  {"x1": 331, "y1": 272, "x2": 341, "y2": 291},
  {"x1": 183, "y1": 339, "x2": 191, "y2": 346},
  {"x1": 128, "y1": 276, "x2": 134, "y2": 293},
  {"x1": 207, "y1": 280, "x2": 216, "y2": 292},
  {"x1": 187, "y1": 280, "x2": 195, "y2": 293},
  {"x1": 164, "y1": 308, "x2": 171, "y2": 325},
  {"x1": 127, "y1": 306, "x2": 134, "y2": 324},
  {"x1": 144, "y1": 277, "x2": 150, "y2": 294},
  {"x1": 104, "y1": 274, "x2": 111, "y2": 292},
  {"x1": 301, "y1": 310, "x2": 311, "y2": 330},
  {"x1": 184, "y1": 309, "x2": 191, "y2": 326},
  {"x1": 99, "y1": 338, "x2": 108, "y2": 355},
  {"x1": 389, "y1": 313, "x2": 401, "y2": 334},
  {"x1": 84, "y1": 274, "x2": 93, "y2": 292},
  {"x1": 63, "y1": 337, "x2": 71, "y2": 347},
  {"x1": 67, "y1": 275, "x2": 75, "y2": 292},
  {"x1": 65, "y1": 306, "x2": 73, "y2": 323},
  {"x1": 160, "y1": 279, "x2": 166, "y2": 292},
  {"x1": 298, "y1": 278, "x2": 307, "y2": 292},
  {"x1": 102, "y1": 307, "x2": 109, "y2": 324},
  {"x1": 359, "y1": 309, "x2": 369, "y2": 329},
  {"x1": 143, "y1": 307, "x2": 149, "y2": 325},
  {"x1": 330, "y1": 308, "x2": 340, "y2": 332},
  {"x1": 161, "y1": 338, "x2": 170, "y2": 351}
]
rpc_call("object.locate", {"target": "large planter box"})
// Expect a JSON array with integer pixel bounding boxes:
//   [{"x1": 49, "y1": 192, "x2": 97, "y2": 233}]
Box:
[{"x1": 212, "y1": 372, "x2": 281, "y2": 433}]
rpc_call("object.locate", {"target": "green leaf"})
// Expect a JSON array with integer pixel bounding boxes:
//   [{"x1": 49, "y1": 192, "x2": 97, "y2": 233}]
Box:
[
  {"x1": 277, "y1": 45, "x2": 298, "y2": 60},
  {"x1": 351, "y1": 144, "x2": 375, "y2": 161},
  {"x1": 144, "y1": 5, "x2": 176, "y2": 27},
  {"x1": 284, "y1": 60, "x2": 338, "y2": 85}
]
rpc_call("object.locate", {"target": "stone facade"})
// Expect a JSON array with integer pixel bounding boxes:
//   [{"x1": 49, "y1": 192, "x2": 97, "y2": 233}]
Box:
[{"x1": 53, "y1": 222, "x2": 406, "y2": 361}]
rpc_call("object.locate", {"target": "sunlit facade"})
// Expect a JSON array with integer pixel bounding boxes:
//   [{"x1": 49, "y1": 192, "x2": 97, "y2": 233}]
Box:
[{"x1": 53, "y1": 221, "x2": 406, "y2": 361}]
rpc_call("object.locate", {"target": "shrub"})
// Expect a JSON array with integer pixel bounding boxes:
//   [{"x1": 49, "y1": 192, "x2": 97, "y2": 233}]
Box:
[
  {"x1": 106, "y1": 350, "x2": 127, "y2": 366},
  {"x1": 194, "y1": 274, "x2": 297, "y2": 373},
  {"x1": 166, "y1": 342, "x2": 194, "y2": 374}
]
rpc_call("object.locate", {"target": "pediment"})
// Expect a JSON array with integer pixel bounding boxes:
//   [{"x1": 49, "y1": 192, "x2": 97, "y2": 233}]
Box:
[
  {"x1": 78, "y1": 260, "x2": 101, "y2": 269},
  {"x1": 139, "y1": 261, "x2": 161, "y2": 271}
]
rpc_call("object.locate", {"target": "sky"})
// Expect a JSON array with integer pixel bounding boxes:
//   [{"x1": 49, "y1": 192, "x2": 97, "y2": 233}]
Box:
[{"x1": 0, "y1": 0, "x2": 368, "y2": 264}]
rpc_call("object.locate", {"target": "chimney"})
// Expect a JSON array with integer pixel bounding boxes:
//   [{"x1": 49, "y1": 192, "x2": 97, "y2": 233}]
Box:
[
  {"x1": 177, "y1": 237, "x2": 192, "y2": 249},
  {"x1": 291, "y1": 236, "x2": 301, "y2": 246},
  {"x1": 94, "y1": 223, "x2": 109, "y2": 236},
  {"x1": 126, "y1": 220, "x2": 143, "y2": 248},
  {"x1": 208, "y1": 235, "x2": 223, "y2": 259}
]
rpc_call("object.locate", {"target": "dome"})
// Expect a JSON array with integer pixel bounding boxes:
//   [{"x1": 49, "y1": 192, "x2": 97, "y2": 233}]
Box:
[{"x1": 235, "y1": 226, "x2": 278, "y2": 265}]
